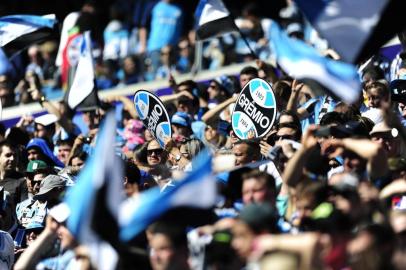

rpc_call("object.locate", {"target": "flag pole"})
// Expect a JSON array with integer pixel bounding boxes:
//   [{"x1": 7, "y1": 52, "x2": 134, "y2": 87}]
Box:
[
  {"x1": 236, "y1": 27, "x2": 258, "y2": 59},
  {"x1": 226, "y1": 7, "x2": 258, "y2": 60}
]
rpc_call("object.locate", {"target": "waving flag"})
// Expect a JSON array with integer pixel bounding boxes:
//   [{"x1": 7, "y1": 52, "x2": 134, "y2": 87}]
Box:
[
  {"x1": 294, "y1": 0, "x2": 406, "y2": 64},
  {"x1": 0, "y1": 14, "x2": 57, "y2": 58},
  {"x1": 64, "y1": 111, "x2": 122, "y2": 270},
  {"x1": 269, "y1": 22, "x2": 360, "y2": 104},
  {"x1": 119, "y1": 151, "x2": 216, "y2": 241},
  {"x1": 194, "y1": 0, "x2": 237, "y2": 41},
  {"x1": 64, "y1": 31, "x2": 99, "y2": 110}
]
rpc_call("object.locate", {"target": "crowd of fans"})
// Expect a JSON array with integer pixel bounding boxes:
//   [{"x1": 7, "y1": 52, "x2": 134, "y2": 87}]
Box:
[
  {"x1": 0, "y1": 56, "x2": 406, "y2": 268},
  {"x1": 0, "y1": 0, "x2": 294, "y2": 108},
  {"x1": 1, "y1": 1, "x2": 406, "y2": 270}
]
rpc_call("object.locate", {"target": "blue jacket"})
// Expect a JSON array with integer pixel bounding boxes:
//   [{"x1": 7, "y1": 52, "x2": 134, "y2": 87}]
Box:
[{"x1": 26, "y1": 138, "x2": 65, "y2": 168}]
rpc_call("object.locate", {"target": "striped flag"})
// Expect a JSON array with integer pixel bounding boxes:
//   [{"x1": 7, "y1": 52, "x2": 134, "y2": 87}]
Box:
[
  {"x1": 194, "y1": 0, "x2": 237, "y2": 41},
  {"x1": 119, "y1": 150, "x2": 216, "y2": 241},
  {"x1": 0, "y1": 14, "x2": 57, "y2": 58},
  {"x1": 294, "y1": 0, "x2": 406, "y2": 64},
  {"x1": 64, "y1": 31, "x2": 99, "y2": 110},
  {"x1": 64, "y1": 111, "x2": 123, "y2": 270},
  {"x1": 269, "y1": 22, "x2": 361, "y2": 104}
]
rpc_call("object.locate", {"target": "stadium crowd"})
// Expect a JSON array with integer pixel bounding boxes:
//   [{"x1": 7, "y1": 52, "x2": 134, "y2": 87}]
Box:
[{"x1": 1, "y1": 0, "x2": 406, "y2": 270}]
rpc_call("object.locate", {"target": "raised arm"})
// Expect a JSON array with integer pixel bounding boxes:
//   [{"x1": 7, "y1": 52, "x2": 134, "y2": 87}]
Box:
[
  {"x1": 201, "y1": 95, "x2": 237, "y2": 123},
  {"x1": 14, "y1": 216, "x2": 59, "y2": 270},
  {"x1": 282, "y1": 126, "x2": 318, "y2": 188},
  {"x1": 322, "y1": 138, "x2": 388, "y2": 180}
]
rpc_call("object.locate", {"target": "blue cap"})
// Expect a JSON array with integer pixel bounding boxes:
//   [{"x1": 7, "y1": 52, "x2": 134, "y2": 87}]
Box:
[
  {"x1": 25, "y1": 222, "x2": 44, "y2": 230},
  {"x1": 171, "y1": 112, "x2": 192, "y2": 127}
]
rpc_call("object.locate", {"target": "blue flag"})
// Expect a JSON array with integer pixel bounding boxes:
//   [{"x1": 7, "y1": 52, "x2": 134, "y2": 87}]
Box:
[
  {"x1": 0, "y1": 14, "x2": 57, "y2": 58},
  {"x1": 119, "y1": 150, "x2": 216, "y2": 241},
  {"x1": 64, "y1": 111, "x2": 122, "y2": 270},
  {"x1": 269, "y1": 22, "x2": 361, "y2": 104},
  {"x1": 294, "y1": 0, "x2": 404, "y2": 64}
]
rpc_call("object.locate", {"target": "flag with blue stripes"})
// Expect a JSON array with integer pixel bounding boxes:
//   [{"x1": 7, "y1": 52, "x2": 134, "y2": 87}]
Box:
[
  {"x1": 269, "y1": 22, "x2": 360, "y2": 104},
  {"x1": 194, "y1": 0, "x2": 237, "y2": 41},
  {"x1": 294, "y1": 0, "x2": 404, "y2": 64},
  {"x1": 119, "y1": 150, "x2": 216, "y2": 241},
  {"x1": 64, "y1": 111, "x2": 122, "y2": 270},
  {"x1": 0, "y1": 14, "x2": 57, "y2": 58}
]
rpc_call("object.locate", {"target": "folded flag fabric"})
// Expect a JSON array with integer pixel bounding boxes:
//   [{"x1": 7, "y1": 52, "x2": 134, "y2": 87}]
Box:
[
  {"x1": 294, "y1": 0, "x2": 406, "y2": 64},
  {"x1": 269, "y1": 22, "x2": 361, "y2": 104},
  {"x1": 64, "y1": 31, "x2": 98, "y2": 110},
  {"x1": 0, "y1": 14, "x2": 57, "y2": 58},
  {"x1": 119, "y1": 150, "x2": 216, "y2": 241},
  {"x1": 194, "y1": 0, "x2": 237, "y2": 41},
  {"x1": 64, "y1": 111, "x2": 122, "y2": 270}
]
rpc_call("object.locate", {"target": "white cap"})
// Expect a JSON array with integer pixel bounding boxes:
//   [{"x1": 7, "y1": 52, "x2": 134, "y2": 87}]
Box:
[{"x1": 35, "y1": 113, "x2": 58, "y2": 127}]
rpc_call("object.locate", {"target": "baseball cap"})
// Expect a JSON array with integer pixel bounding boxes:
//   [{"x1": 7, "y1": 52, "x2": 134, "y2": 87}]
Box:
[
  {"x1": 33, "y1": 174, "x2": 66, "y2": 199},
  {"x1": 171, "y1": 112, "x2": 192, "y2": 127},
  {"x1": 26, "y1": 160, "x2": 48, "y2": 173},
  {"x1": 25, "y1": 221, "x2": 45, "y2": 231},
  {"x1": 239, "y1": 203, "x2": 279, "y2": 234},
  {"x1": 369, "y1": 122, "x2": 399, "y2": 137},
  {"x1": 34, "y1": 114, "x2": 58, "y2": 127}
]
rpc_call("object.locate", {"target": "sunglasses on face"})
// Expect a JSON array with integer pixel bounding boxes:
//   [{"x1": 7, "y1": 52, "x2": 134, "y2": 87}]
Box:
[{"x1": 147, "y1": 148, "x2": 164, "y2": 156}]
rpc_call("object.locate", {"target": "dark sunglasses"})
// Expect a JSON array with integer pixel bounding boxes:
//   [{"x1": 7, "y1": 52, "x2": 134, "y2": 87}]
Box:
[{"x1": 147, "y1": 148, "x2": 164, "y2": 156}]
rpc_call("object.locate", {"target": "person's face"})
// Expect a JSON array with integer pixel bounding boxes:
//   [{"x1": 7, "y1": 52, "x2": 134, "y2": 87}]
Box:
[
  {"x1": 367, "y1": 88, "x2": 387, "y2": 108},
  {"x1": 57, "y1": 225, "x2": 75, "y2": 250},
  {"x1": 123, "y1": 57, "x2": 136, "y2": 74},
  {"x1": 57, "y1": 144, "x2": 72, "y2": 164},
  {"x1": 276, "y1": 127, "x2": 297, "y2": 141},
  {"x1": 34, "y1": 124, "x2": 48, "y2": 139},
  {"x1": 172, "y1": 124, "x2": 190, "y2": 138},
  {"x1": 240, "y1": 74, "x2": 255, "y2": 89},
  {"x1": 0, "y1": 146, "x2": 16, "y2": 173},
  {"x1": 232, "y1": 143, "x2": 251, "y2": 166},
  {"x1": 205, "y1": 125, "x2": 218, "y2": 143},
  {"x1": 179, "y1": 144, "x2": 190, "y2": 161},
  {"x1": 124, "y1": 180, "x2": 139, "y2": 197},
  {"x1": 231, "y1": 221, "x2": 255, "y2": 260},
  {"x1": 31, "y1": 173, "x2": 46, "y2": 195},
  {"x1": 149, "y1": 233, "x2": 174, "y2": 270},
  {"x1": 296, "y1": 196, "x2": 315, "y2": 222},
  {"x1": 343, "y1": 152, "x2": 366, "y2": 174},
  {"x1": 145, "y1": 129, "x2": 154, "y2": 142},
  {"x1": 160, "y1": 48, "x2": 171, "y2": 65},
  {"x1": 27, "y1": 148, "x2": 41, "y2": 161},
  {"x1": 242, "y1": 178, "x2": 270, "y2": 205},
  {"x1": 208, "y1": 82, "x2": 221, "y2": 100},
  {"x1": 26, "y1": 230, "x2": 41, "y2": 246},
  {"x1": 347, "y1": 230, "x2": 374, "y2": 264},
  {"x1": 177, "y1": 100, "x2": 193, "y2": 114},
  {"x1": 71, "y1": 157, "x2": 85, "y2": 171},
  {"x1": 230, "y1": 131, "x2": 239, "y2": 145},
  {"x1": 147, "y1": 141, "x2": 164, "y2": 166}
]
